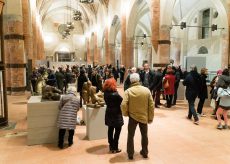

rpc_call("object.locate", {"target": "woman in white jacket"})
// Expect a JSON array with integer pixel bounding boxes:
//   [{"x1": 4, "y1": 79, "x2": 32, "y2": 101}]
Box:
[{"x1": 216, "y1": 69, "x2": 230, "y2": 130}]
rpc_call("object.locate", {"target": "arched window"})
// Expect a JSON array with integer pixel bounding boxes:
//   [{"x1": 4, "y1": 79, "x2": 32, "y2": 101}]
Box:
[{"x1": 198, "y1": 46, "x2": 208, "y2": 54}]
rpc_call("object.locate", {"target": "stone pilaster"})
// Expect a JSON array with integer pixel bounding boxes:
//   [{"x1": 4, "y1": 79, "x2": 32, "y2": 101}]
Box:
[
  {"x1": 108, "y1": 43, "x2": 115, "y2": 66},
  {"x1": 121, "y1": 15, "x2": 126, "y2": 66},
  {"x1": 93, "y1": 32, "x2": 98, "y2": 66},
  {"x1": 126, "y1": 38, "x2": 134, "y2": 68},
  {"x1": 4, "y1": 0, "x2": 26, "y2": 95},
  {"x1": 86, "y1": 38, "x2": 91, "y2": 64},
  {"x1": 105, "y1": 27, "x2": 110, "y2": 64},
  {"x1": 222, "y1": 32, "x2": 229, "y2": 68},
  {"x1": 32, "y1": 12, "x2": 37, "y2": 67},
  {"x1": 151, "y1": 0, "x2": 160, "y2": 53},
  {"x1": 158, "y1": 25, "x2": 171, "y2": 64},
  {"x1": 22, "y1": 0, "x2": 32, "y2": 60}
]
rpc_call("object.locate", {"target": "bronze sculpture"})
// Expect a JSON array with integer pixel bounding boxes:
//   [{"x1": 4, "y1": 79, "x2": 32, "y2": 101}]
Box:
[
  {"x1": 42, "y1": 85, "x2": 62, "y2": 101},
  {"x1": 82, "y1": 81, "x2": 105, "y2": 108}
]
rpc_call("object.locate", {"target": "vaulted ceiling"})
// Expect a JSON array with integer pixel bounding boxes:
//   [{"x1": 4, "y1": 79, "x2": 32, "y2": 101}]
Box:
[{"x1": 37, "y1": 0, "x2": 109, "y2": 35}]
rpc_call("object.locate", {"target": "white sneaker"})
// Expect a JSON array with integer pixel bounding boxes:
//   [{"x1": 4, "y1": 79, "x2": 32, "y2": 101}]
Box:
[{"x1": 200, "y1": 113, "x2": 206, "y2": 117}]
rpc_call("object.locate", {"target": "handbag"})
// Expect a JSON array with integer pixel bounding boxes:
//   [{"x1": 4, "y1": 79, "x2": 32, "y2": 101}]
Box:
[
  {"x1": 163, "y1": 79, "x2": 169, "y2": 89},
  {"x1": 210, "y1": 99, "x2": 216, "y2": 109}
]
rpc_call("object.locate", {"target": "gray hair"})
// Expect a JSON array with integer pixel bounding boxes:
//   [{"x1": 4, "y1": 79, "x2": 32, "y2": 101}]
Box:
[
  {"x1": 67, "y1": 86, "x2": 77, "y2": 95},
  {"x1": 130, "y1": 73, "x2": 140, "y2": 83},
  {"x1": 190, "y1": 64, "x2": 197, "y2": 72}
]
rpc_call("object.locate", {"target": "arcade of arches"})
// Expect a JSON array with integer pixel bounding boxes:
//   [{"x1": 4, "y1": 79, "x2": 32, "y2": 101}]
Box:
[
  {"x1": 1, "y1": 1, "x2": 230, "y2": 163},
  {"x1": 2, "y1": 0, "x2": 230, "y2": 94}
]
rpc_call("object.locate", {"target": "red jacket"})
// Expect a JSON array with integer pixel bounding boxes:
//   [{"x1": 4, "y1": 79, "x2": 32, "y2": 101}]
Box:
[{"x1": 164, "y1": 74, "x2": 176, "y2": 95}]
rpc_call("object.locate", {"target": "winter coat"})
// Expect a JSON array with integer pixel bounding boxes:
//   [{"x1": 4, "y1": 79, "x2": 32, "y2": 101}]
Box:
[
  {"x1": 104, "y1": 91, "x2": 124, "y2": 127},
  {"x1": 183, "y1": 71, "x2": 202, "y2": 100},
  {"x1": 198, "y1": 74, "x2": 208, "y2": 99},
  {"x1": 121, "y1": 82, "x2": 154, "y2": 124},
  {"x1": 139, "y1": 70, "x2": 154, "y2": 90},
  {"x1": 124, "y1": 74, "x2": 131, "y2": 91},
  {"x1": 217, "y1": 75, "x2": 230, "y2": 89},
  {"x1": 217, "y1": 87, "x2": 230, "y2": 109},
  {"x1": 55, "y1": 71, "x2": 65, "y2": 90},
  {"x1": 57, "y1": 94, "x2": 80, "y2": 129},
  {"x1": 164, "y1": 74, "x2": 176, "y2": 95},
  {"x1": 77, "y1": 74, "x2": 88, "y2": 92},
  {"x1": 46, "y1": 73, "x2": 57, "y2": 87},
  {"x1": 151, "y1": 71, "x2": 163, "y2": 91}
]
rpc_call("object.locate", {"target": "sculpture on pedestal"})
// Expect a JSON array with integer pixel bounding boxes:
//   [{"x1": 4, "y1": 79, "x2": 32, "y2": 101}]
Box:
[
  {"x1": 82, "y1": 81, "x2": 105, "y2": 108},
  {"x1": 42, "y1": 85, "x2": 62, "y2": 101}
]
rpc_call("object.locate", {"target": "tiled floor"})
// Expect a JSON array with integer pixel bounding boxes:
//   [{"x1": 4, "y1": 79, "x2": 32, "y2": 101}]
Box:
[{"x1": 0, "y1": 87, "x2": 230, "y2": 164}]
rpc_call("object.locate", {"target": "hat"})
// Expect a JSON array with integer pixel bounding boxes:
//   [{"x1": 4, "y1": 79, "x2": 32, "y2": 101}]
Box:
[{"x1": 67, "y1": 86, "x2": 77, "y2": 95}]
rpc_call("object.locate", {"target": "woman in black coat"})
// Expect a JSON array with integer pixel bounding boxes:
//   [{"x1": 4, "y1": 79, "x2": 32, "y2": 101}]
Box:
[
  {"x1": 77, "y1": 69, "x2": 88, "y2": 107},
  {"x1": 197, "y1": 68, "x2": 208, "y2": 116},
  {"x1": 103, "y1": 78, "x2": 124, "y2": 153}
]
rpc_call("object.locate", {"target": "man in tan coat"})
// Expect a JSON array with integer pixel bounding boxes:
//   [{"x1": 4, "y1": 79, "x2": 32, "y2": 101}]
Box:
[{"x1": 121, "y1": 73, "x2": 154, "y2": 160}]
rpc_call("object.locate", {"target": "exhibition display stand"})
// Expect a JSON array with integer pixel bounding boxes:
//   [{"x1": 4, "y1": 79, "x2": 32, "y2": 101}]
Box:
[{"x1": 27, "y1": 96, "x2": 59, "y2": 145}]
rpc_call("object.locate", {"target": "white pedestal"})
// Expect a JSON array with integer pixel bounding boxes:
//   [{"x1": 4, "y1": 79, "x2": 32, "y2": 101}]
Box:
[
  {"x1": 82, "y1": 105, "x2": 87, "y2": 125},
  {"x1": 86, "y1": 106, "x2": 107, "y2": 140},
  {"x1": 27, "y1": 96, "x2": 60, "y2": 145}
]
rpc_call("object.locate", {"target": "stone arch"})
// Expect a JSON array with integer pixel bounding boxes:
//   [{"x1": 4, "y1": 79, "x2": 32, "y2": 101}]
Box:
[{"x1": 198, "y1": 46, "x2": 208, "y2": 54}]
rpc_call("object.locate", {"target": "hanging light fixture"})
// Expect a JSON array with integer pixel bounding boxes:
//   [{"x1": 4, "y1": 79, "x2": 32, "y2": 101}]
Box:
[
  {"x1": 79, "y1": 0, "x2": 94, "y2": 4},
  {"x1": 73, "y1": 0, "x2": 82, "y2": 21}
]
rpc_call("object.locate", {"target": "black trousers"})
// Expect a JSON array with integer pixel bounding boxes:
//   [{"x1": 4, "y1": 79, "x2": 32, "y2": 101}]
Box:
[
  {"x1": 173, "y1": 84, "x2": 179, "y2": 105},
  {"x1": 197, "y1": 98, "x2": 206, "y2": 114},
  {"x1": 152, "y1": 90, "x2": 161, "y2": 106},
  {"x1": 166, "y1": 95, "x2": 173, "y2": 108},
  {"x1": 108, "y1": 126, "x2": 122, "y2": 150},
  {"x1": 58, "y1": 129, "x2": 75, "y2": 146},
  {"x1": 127, "y1": 117, "x2": 148, "y2": 157}
]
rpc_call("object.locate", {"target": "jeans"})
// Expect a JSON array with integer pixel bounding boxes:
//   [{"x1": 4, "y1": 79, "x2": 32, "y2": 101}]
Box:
[
  {"x1": 108, "y1": 126, "x2": 122, "y2": 150},
  {"x1": 197, "y1": 98, "x2": 205, "y2": 114},
  {"x1": 166, "y1": 95, "x2": 173, "y2": 108},
  {"x1": 127, "y1": 117, "x2": 148, "y2": 157},
  {"x1": 188, "y1": 99, "x2": 199, "y2": 121},
  {"x1": 58, "y1": 129, "x2": 75, "y2": 146}
]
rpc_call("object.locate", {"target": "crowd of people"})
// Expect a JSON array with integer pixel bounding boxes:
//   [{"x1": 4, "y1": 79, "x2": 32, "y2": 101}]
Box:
[{"x1": 31, "y1": 61, "x2": 230, "y2": 160}]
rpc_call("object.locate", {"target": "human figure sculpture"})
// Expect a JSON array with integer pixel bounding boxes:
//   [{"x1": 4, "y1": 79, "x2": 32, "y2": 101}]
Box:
[
  {"x1": 42, "y1": 85, "x2": 62, "y2": 101},
  {"x1": 36, "y1": 75, "x2": 46, "y2": 95},
  {"x1": 82, "y1": 81, "x2": 105, "y2": 108}
]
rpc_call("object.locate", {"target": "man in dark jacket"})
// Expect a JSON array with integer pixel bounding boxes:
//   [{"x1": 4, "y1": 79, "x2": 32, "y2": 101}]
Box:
[
  {"x1": 139, "y1": 63, "x2": 154, "y2": 90},
  {"x1": 172, "y1": 66, "x2": 181, "y2": 105},
  {"x1": 124, "y1": 67, "x2": 136, "y2": 91},
  {"x1": 46, "y1": 69, "x2": 57, "y2": 87},
  {"x1": 55, "y1": 68, "x2": 65, "y2": 93},
  {"x1": 90, "y1": 69, "x2": 102, "y2": 92},
  {"x1": 151, "y1": 68, "x2": 163, "y2": 108},
  {"x1": 197, "y1": 68, "x2": 208, "y2": 116},
  {"x1": 77, "y1": 69, "x2": 88, "y2": 107},
  {"x1": 183, "y1": 65, "x2": 202, "y2": 125}
]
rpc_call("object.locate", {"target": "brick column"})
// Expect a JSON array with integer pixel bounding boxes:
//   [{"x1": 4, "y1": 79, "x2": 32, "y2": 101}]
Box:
[
  {"x1": 121, "y1": 15, "x2": 126, "y2": 66},
  {"x1": 151, "y1": 0, "x2": 160, "y2": 53},
  {"x1": 4, "y1": 0, "x2": 26, "y2": 95},
  {"x1": 126, "y1": 38, "x2": 134, "y2": 68},
  {"x1": 93, "y1": 33, "x2": 98, "y2": 66},
  {"x1": 32, "y1": 12, "x2": 37, "y2": 66},
  {"x1": 86, "y1": 38, "x2": 91, "y2": 64},
  {"x1": 109, "y1": 43, "x2": 115, "y2": 66},
  {"x1": 158, "y1": 25, "x2": 171, "y2": 64},
  {"x1": 22, "y1": 0, "x2": 32, "y2": 60},
  {"x1": 105, "y1": 27, "x2": 110, "y2": 64}
]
